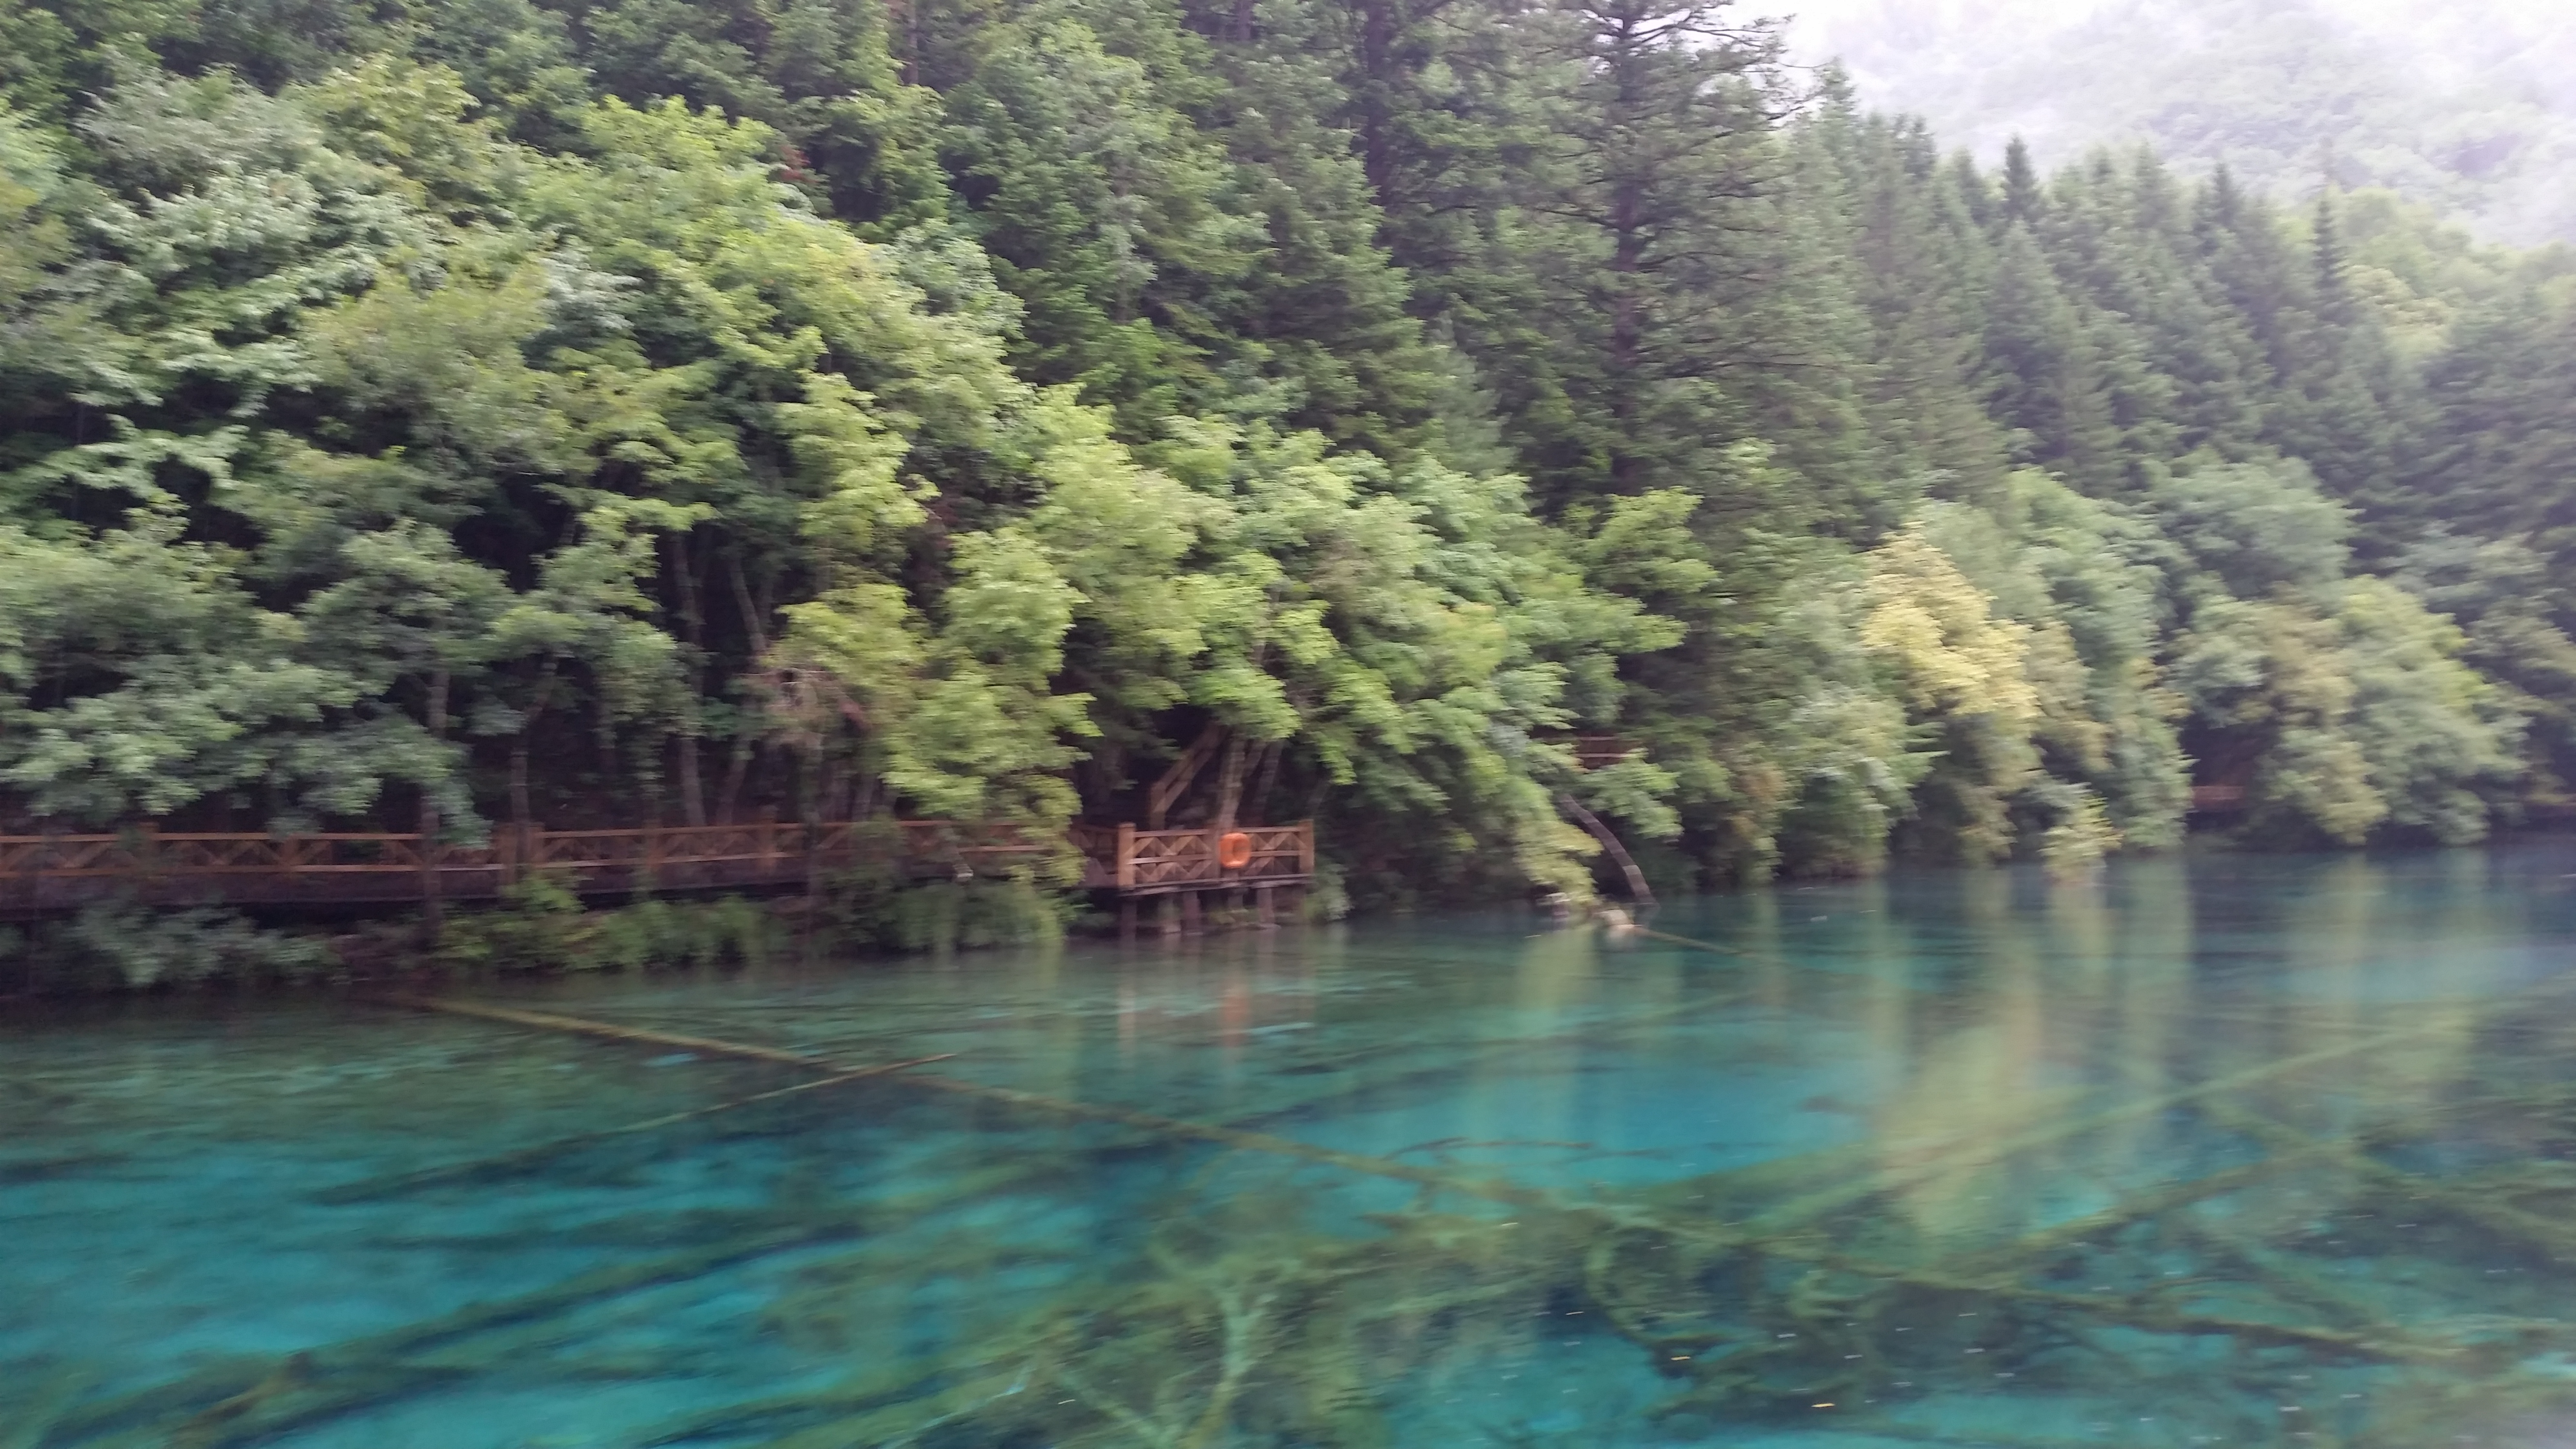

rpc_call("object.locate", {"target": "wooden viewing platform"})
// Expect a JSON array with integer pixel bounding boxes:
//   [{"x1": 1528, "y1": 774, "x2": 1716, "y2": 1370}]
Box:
[{"x1": 0, "y1": 818, "x2": 1314, "y2": 918}]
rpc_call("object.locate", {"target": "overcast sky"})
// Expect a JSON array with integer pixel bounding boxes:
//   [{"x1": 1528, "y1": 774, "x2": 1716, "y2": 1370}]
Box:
[{"x1": 1775, "y1": 0, "x2": 2576, "y2": 99}]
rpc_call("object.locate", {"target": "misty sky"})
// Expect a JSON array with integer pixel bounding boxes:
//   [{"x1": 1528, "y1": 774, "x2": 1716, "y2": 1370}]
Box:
[
  {"x1": 1777, "y1": 0, "x2": 2576, "y2": 89},
  {"x1": 1762, "y1": 0, "x2": 2576, "y2": 242}
]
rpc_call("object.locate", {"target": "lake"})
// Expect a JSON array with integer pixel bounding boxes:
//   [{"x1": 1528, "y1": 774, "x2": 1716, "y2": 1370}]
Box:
[{"x1": 9, "y1": 846, "x2": 2576, "y2": 1447}]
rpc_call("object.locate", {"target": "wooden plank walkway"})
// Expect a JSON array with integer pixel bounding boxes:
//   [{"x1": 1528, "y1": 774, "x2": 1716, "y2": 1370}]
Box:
[{"x1": 0, "y1": 819, "x2": 1314, "y2": 916}]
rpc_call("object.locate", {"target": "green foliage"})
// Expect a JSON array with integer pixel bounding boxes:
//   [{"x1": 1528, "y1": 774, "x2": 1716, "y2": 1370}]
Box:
[
  {"x1": 2165, "y1": 525, "x2": 2523, "y2": 849},
  {"x1": 22, "y1": 902, "x2": 334, "y2": 990},
  {"x1": 874, "y1": 875, "x2": 1071, "y2": 953},
  {"x1": 434, "y1": 880, "x2": 782, "y2": 974},
  {"x1": 2, "y1": 0, "x2": 2575, "y2": 961},
  {"x1": 2037, "y1": 783, "x2": 2121, "y2": 881}
]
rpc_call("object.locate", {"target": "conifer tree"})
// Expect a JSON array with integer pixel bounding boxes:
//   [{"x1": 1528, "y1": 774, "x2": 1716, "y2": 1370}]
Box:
[
  {"x1": 2000, "y1": 136, "x2": 2044, "y2": 229},
  {"x1": 1465, "y1": 0, "x2": 1797, "y2": 507},
  {"x1": 1984, "y1": 223, "x2": 2120, "y2": 488}
]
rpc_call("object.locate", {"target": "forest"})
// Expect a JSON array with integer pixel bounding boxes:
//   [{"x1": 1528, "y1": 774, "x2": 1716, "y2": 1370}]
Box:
[{"x1": 2, "y1": 0, "x2": 2575, "y2": 944}]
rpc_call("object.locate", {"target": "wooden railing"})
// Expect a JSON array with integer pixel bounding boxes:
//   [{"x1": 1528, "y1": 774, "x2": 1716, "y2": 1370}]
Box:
[
  {"x1": 1070, "y1": 822, "x2": 1314, "y2": 897},
  {"x1": 0, "y1": 817, "x2": 1314, "y2": 913},
  {"x1": 2188, "y1": 784, "x2": 2249, "y2": 814},
  {"x1": 1061, "y1": 825, "x2": 1308, "y2": 892},
  {"x1": 1535, "y1": 733, "x2": 1644, "y2": 770},
  {"x1": 0, "y1": 819, "x2": 1051, "y2": 914}
]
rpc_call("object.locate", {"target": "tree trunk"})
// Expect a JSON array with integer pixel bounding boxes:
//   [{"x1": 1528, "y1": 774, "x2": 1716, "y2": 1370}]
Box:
[
  {"x1": 723, "y1": 552, "x2": 772, "y2": 832},
  {"x1": 1147, "y1": 720, "x2": 1228, "y2": 829},
  {"x1": 508, "y1": 737, "x2": 531, "y2": 881},
  {"x1": 1356, "y1": 0, "x2": 1400, "y2": 206},
  {"x1": 422, "y1": 668, "x2": 450, "y2": 947},
  {"x1": 670, "y1": 532, "x2": 709, "y2": 828},
  {"x1": 1244, "y1": 740, "x2": 1282, "y2": 828},
  {"x1": 596, "y1": 711, "x2": 618, "y2": 780},
  {"x1": 675, "y1": 737, "x2": 705, "y2": 828},
  {"x1": 1213, "y1": 731, "x2": 1250, "y2": 832},
  {"x1": 1603, "y1": 12, "x2": 1649, "y2": 494},
  {"x1": 729, "y1": 551, "x2": 772, "y2": 655},
  {"x1": 800, "y1": 747, "x2": 823, "y2": 916},
  {"x1": 718, "y1": 740, "x2": 752, "y2": 826},
  {"x1": 1559, "y1": 792, "x2": 1654, "y2": 908},
  {"x1": 512, "y1": 660, "x2": 559, "y2": 880}
]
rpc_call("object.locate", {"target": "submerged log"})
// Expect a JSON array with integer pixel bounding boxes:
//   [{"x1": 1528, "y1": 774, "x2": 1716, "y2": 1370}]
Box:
[
  {"x1": 381, "y1": 994, "x2": 1565, "y2": 1208},
  {"x1": 316, "y1": 1052, "x2": 957, "y2": 1203}
]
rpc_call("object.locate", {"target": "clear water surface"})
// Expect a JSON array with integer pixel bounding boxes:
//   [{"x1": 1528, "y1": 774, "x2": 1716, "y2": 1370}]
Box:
[{"x1": 11, "y1": 846, "x2": 2576, "y2": 1448}]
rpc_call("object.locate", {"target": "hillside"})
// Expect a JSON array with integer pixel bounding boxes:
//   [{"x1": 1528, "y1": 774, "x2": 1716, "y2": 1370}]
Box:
[{"x1": 1783, "y1": 0, "x2": 2576, "y2": 244}]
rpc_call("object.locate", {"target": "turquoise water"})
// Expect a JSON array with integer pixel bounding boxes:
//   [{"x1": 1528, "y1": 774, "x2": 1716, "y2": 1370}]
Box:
[{"x1": 10, "y1": 849, "x2": 2576, "y2": 1447}]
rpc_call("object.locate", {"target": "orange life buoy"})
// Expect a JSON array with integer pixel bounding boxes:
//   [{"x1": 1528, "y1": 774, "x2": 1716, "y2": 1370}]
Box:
[{"x1": 1216, "y1": 831, "x2": 1254, "y2": 870}]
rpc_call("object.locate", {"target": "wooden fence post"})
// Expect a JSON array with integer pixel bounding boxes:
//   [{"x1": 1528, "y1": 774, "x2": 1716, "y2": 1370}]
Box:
[
  {"x1": 419, "y1": 825, "x2": 441, "y2": 941},
  {"x1": 1116, "y1": 822, "x2": 1136, "y2": 892}
]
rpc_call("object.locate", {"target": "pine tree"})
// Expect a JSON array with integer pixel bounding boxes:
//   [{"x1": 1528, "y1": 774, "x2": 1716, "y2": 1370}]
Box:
[
  {"x1": 1810, "y1": 107, "x2": 2009, "y2": 508},
  {"x1": 1448, "y1": 0, "x2": 1801, "y2": 507},
  {"x1": 2000, "y1": 136, "x2": 2044, "y2": 229},
  {"x1": 2264, "y1": 193, "x2": 2418, "y2": 542},
  {"x1": 1983, "y1": 223, "x2": 2119, "y2": 488},
  {"x1": 2416, "y1": 289, "x2": 2576, "y2": 550}
]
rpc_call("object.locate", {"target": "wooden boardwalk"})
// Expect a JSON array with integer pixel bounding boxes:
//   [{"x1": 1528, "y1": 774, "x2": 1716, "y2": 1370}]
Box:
[
  {"x1": 1067, "y1": 821, "x2": 1314, "y2": 896},
  {"x1": 0, "y1": 819, "x2": 1313, "y2": 917}
]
